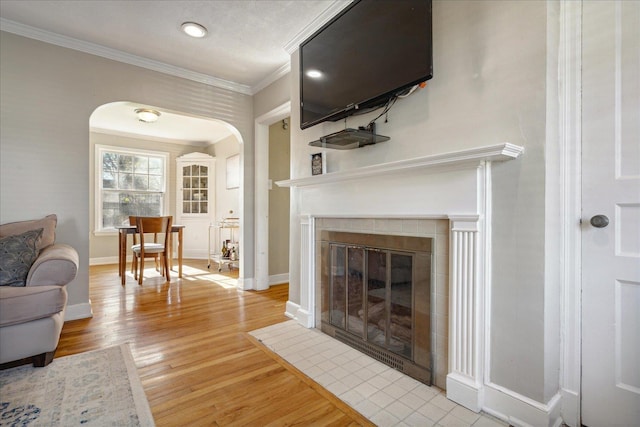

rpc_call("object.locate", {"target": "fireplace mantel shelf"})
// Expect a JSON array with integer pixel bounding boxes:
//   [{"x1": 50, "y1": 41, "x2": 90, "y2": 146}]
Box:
[{"x1": 276, "y1": 143, "x2": 524, "y2": 188}]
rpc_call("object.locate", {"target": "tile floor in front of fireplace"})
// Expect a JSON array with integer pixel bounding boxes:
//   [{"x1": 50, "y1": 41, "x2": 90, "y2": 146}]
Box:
[{"x1": 250, "y1": 320, "x2": 507, "y2": 427}]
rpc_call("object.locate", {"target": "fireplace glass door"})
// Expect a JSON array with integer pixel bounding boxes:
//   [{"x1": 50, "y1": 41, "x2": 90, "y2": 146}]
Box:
[{"x1": 322, "y1": 231, "x2": 432, "y2": 384}]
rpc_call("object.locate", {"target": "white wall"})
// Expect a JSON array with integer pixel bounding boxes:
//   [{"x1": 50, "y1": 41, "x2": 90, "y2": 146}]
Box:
[
  {"x1": 268, "y1": 119, "x2": 290, "y2": 278},
  {"x1": 286, "y1": 0, "x2": 558, "y2": 406},
  {"x1": 212, "y1": 134, "x2": 241, "y2": 222},
  {"x1": 0, "y1": 32, "x2": 253, "y2": 312}
]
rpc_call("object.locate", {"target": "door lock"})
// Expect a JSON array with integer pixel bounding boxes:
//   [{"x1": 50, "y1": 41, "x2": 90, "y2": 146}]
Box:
[{"x1": 590, "y1": 215, "x2": 609, "y2": 228}]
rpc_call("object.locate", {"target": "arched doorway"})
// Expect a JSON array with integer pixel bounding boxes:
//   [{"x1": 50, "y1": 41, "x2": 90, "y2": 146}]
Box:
[{"x1": 88, "y1": 101, "x2": 245, "y2": 284}]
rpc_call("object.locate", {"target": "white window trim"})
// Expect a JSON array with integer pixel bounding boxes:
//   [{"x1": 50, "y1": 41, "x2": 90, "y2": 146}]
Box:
[{"x1": 94, "y1": 144, "x2": 170, "y2": 235}]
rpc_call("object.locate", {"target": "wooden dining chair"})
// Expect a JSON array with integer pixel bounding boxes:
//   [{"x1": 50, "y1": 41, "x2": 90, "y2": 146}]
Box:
[
  {"x1": 129, "y1": 216, "x2": 162, "y2": 275},
  {"x1": 131, "y1": 216, "x2": 173, "y2": 285}
]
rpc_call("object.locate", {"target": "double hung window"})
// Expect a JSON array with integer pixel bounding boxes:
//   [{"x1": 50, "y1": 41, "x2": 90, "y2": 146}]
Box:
[{"x1": 96, "y1": 145, "x2": 168, "y2": 232}]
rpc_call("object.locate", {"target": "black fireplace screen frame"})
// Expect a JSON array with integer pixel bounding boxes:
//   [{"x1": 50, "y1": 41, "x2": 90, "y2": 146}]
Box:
[{"x1": 320, "y1": 231, "x2": 433, "y2": 385}]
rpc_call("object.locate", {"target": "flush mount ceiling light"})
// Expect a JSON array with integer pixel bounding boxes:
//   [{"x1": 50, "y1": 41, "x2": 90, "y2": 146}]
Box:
[
  {"x1": 135, "y1": 108, "x2": 161, "y2": 123},
  {"x1": 181, "y1": 22, "x2": 207, "y2": 38}
]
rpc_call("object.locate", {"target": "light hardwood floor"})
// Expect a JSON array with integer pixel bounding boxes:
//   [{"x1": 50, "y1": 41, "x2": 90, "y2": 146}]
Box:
[{"x1": 57, "y1": 260, "x2": 373, "y2": 426}]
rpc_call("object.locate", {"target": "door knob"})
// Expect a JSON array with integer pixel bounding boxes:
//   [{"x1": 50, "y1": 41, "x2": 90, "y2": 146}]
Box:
[{"x1": 590, "y1": 215, "x2": 609, "y2": 228}]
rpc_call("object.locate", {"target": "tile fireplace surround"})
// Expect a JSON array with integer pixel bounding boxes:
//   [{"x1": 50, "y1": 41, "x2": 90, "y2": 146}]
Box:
[
  {"x1": 278, "y1": 143, "x2": 524, "y2": 415},
  {"x1": 317, "y1": 218, "x2": 450, "y2": 389}
]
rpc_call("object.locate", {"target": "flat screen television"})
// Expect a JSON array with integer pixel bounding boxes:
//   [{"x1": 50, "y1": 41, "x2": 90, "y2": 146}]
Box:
[{"x1": 300, "y1": 0, "x2": 433, "y2": 130}]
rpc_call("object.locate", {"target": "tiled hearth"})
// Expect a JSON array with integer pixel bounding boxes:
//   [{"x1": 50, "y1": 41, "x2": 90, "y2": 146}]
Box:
[{"x1": 251, "y1": 321, "x2": 507, "y2": 427}]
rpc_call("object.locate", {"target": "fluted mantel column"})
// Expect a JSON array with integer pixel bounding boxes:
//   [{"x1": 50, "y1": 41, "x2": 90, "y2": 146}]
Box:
[{"x1": 447, "y1": 215, "x2": 484, "y2": 412}]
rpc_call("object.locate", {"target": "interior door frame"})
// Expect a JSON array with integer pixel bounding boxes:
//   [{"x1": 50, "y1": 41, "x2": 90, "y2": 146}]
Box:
[
  {"x1": 558, "y1": 1, "x2": 582, "y2": 426},
  {"x1": 254, "y1": 101, "x2": 291, "y2": 291}
]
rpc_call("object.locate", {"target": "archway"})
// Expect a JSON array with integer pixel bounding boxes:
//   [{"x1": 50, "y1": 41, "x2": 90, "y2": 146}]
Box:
[{"x1": 88, "y1": 101, "x2": 245, "y2": 284}]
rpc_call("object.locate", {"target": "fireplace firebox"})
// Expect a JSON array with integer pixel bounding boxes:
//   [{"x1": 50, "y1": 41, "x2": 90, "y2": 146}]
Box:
[{"x1": 320, "y1": 231, "x2": 432, "y2": 385}]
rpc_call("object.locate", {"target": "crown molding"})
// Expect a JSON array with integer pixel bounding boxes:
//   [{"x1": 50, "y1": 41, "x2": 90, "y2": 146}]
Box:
[
  {"x1": 252, "y1": 0, "x2": 351, "y2": 93},
  {"x1": 0, "y1": 18, "x2": 253, "y2": 96},
  {"x1": 248, "y1": 0, "x2": 352, "y2": 94},
  {"x1": 251, "y1": 62, "x2": 291, "y2": 94},
  {"x1": 284, "y1": 0, "x2": 353, "y2": 54}
]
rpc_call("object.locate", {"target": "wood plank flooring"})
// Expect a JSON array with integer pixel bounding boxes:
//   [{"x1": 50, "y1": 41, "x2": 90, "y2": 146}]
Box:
[{"x1": 57, "y1": 260, "x2": 373, "y2": 426}]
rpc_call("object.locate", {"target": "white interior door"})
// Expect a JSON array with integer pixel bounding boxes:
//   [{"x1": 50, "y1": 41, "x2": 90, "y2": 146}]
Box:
[{"x1": 581, "y1": 1, "x2": 640, "y2": 426}]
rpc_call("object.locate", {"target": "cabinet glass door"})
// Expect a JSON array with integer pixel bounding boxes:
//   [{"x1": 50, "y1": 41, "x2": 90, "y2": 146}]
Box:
[{"x1": 182, "y1": 164, "x2": 208, "y2": 214}]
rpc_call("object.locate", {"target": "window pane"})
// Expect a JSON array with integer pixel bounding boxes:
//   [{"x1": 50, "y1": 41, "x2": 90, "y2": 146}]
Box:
[
  {"x1": 102, "y1": 170, "x2": 116, "y2": 189},
  {"x1": 137, "y1": 193, "x2": 161, "y2": 216},
  {"x1": 200, "y1": 165, "x2": 208, "y2": 175},
  {"x1": 201, "y1": 202, "x2": 208, "y2": 214},
  {"x1": 149, "y1": 158, "x2": 163, "y2": 175},
  {"x1": 102, "y1": 209, "x2": 117, "y2": 229},
  {"x1": 191, "y1": 202, "x2": 200, "y2": 214},
  {"x1": 183, "y1": 177, "x2": 191, "y2": 189},
  {"x1": 191, "y1": 165, "x2": 199, "y2": 176},
  {"x1": 119, "y1": 173, "x2": 133, "y2": 189},
  {"x1": 199, "y1": 177, "x2": 208, "y2": 189},
  {"x1": 183, "y1": 190, "x2": 191, "y2": 201},
  {"x1": 183, "y1": 165, "x2": 191, "y2": 176},
  {"x1": 103, "y1": 153, "x2": 118, "y2": 172},
  {"x1": 134, "y1": 175, "x2": 148, "y2": 190},
  {"x1": 134, "y1": 156, "x2": 148, "y2": 174},
  {"x1": 149, "y1": 176, "x2": 162, "y2": 191},
  {"x1": 183, "y1": 202, "x2": 191, "y2": 213},
  {"x1": 118, "y1": 155, "x2": 133, "y2": 172}
]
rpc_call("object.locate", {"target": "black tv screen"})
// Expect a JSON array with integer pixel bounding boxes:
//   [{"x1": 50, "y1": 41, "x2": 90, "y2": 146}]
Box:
[{"x1": 300, "y1": 0, "x2": 433, "y2": 130}]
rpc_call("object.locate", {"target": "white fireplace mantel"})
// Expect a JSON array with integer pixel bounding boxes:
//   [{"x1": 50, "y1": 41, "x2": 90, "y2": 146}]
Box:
[
  {"x1": 284, "y1": 142, "x2": 524, "y2": 416},
  {"x1": 276, "y1": 143, "x2": 523, "y2": 188}
]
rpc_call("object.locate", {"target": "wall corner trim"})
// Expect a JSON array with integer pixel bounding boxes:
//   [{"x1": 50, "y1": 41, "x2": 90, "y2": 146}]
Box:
[
  {"x1": 65, "y1": 302, "x2": 93, "y2": 321},
  {"x1": 237, "y1": 277, "x2": 255, "y2": 291},
  {"x1": 285, "y1": 301, "x2": 300, "y2": 320},
  {"x1": 285, "y1": 300, "x2": 314, "y2": 328}
]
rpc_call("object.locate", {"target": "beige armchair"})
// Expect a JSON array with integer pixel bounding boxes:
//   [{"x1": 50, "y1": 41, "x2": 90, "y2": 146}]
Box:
[{"x1": 0, "y1": 215, "x2": 79, "y2": 367}]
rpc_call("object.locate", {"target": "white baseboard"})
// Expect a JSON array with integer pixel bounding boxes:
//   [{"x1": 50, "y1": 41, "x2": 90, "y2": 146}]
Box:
[
  {"x1": 65, "y1": 301, "x2": 93, "y2": 321},
  {"x1": 285, "y1": 300, "x2": 299, "y2": 320},
  {"x1": 182, "y1": 250, "x2": 207, "y2": 259},
  {"x1": 483, "y1": 383, "x2": 563, "y2": 427},
  {"x1": 90, "y1": 256, "x2": 119, "y2": 266},
  {"x1": 285, "y1": 300, "x2": 314, "y2": 328},
  {"x1": 285, "y1": 300, "x2": 299, "y2": 319},
  {"x1": 295, "y1": 308, "x2": 314, "y2": 328},
  {"x1": 269, "y1": 273, "x2": 289, "y2": 286},
  {"x1": 560, "y1": 388, "x2": 579, "y2": 427},
  {"x1": 237, "y1": 277, "x2": 254, "y2": 290},
  {"x1": 446, "y1": 373, "x2": 483, "y2": 412}
]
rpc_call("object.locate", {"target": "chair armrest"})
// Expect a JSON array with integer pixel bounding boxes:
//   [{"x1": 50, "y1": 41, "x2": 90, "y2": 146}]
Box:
[{"x1": 26, "y1": 244, "x2": 79, "y2": 287}]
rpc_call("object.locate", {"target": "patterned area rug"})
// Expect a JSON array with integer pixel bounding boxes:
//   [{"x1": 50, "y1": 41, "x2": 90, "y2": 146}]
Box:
[{"x1": 0, "y1": 344, "x2": 154, "y2": 426}]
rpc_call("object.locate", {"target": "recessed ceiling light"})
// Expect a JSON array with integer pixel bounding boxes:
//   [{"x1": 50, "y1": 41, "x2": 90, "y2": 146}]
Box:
[
  {"x1": 135, "y1": 108, "x2": 161, "y2": 123},
  {"x1": 181, "y1": 22, "x2": 207, "y2": 38}
]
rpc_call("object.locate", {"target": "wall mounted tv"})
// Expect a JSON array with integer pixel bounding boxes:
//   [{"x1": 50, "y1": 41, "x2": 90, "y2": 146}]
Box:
[{"x1": 300, "y1": 0, "x2": 433, "y2": 130}]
